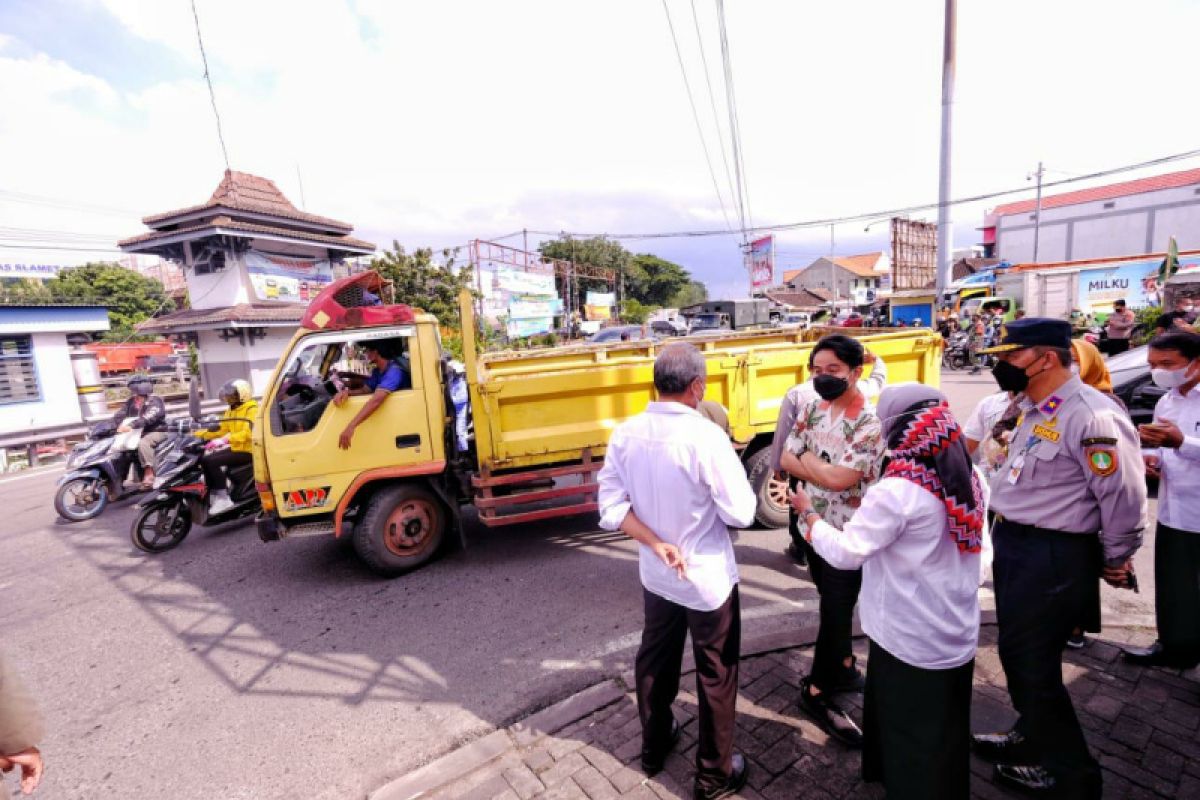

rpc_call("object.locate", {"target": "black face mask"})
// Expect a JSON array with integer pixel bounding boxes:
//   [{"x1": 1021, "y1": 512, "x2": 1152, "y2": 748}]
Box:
[
  {"x1": 991, "y1": 359, "x2": 1030, "y2": 393},
  {"x1": 813, "y1": 374, "x2": 850, "y2": 401}
]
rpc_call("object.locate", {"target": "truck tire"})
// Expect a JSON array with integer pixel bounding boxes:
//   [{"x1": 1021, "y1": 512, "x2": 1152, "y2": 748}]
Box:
[
  {"x1": 745, "y1": 447, "x2": 789, "y2": 529},
  {"x1": 353, "y1": 483, "x2": 446, "y2": 577}
]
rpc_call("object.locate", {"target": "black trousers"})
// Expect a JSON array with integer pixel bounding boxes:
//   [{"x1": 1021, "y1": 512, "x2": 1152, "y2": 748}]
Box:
[
  {"x1": 992, "y1": 519, "x2": 1102, "y2": 798},
  {"x1": 862, "y1": 639, "x2": 974, "y2": 800},
  {"x1": 1105, "y1": 338, "x2": 1131, "y2": 356},
  {"x1": 200, "y1": 449, "x2": 252, "y2": 493},
  {"x1": 636, "y1": 586, "x2": 740, "y2": 791},
  {"x1": 1155, "y1": 522, "x2": 1200, "y2": 662},
  {"x1": 802, "y1": 536, "x2": 863, "y2": 691}
]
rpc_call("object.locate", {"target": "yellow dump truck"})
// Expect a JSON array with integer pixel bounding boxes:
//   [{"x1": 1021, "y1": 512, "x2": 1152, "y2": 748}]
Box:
[{"x1": 252, "y1": 274, "x2": 941, "y2": 576}]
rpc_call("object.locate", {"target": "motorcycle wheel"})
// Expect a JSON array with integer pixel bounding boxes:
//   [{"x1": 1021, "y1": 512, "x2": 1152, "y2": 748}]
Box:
[
  {"x1": 131, "y1": 499, "x2": 193, "y2": 553},
  {"x1": 54, "y1": 477, "x2": 110, "y2": 522}
]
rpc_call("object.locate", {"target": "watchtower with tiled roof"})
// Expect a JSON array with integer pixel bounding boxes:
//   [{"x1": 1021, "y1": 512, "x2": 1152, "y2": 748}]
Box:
[{"x1": 118, "y1": 170, "x2": 375, "y2": 395}]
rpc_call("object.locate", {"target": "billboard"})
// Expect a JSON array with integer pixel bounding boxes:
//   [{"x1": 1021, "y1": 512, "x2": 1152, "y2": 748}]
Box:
[
  {"x1": 748, "y1": 235, "x2": 774, "y2": 288},
  {"x1": 245, "y1": 251, "x2": 333, "y2": 303},
  {"x1": 1076, "y1": 254, "x2": 1200, "y2": 313},
  {"x1": 890, "y1": 218, "x2": 937, "y2": 290}
]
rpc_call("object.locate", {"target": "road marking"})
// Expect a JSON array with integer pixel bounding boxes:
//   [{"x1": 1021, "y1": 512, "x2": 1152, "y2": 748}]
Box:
[{"x1": 0, "y1": 466, "x2": 64, "y2": 485}]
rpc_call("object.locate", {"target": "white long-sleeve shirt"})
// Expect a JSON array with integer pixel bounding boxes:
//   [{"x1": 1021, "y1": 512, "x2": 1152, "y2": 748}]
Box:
[
  {"x1": 598, "y1": 402, "x2": 757, "y2": 611},
  {"x1": 808, "y1": 474, "x2": 992, "y2": 670},
  {"x1": 1146, "y1": 384, "x2": 1200, "y2": 533}
]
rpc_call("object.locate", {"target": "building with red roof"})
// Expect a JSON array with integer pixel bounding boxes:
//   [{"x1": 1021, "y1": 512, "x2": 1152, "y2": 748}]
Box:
[{"x1": 982, "y1": 166, "x2": 1200, "y2": 264}]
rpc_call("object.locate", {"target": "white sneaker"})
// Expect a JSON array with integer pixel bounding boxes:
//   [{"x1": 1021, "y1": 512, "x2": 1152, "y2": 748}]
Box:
[{"x1": 209, "y1": 490, "x2": 235, "y2": 514}]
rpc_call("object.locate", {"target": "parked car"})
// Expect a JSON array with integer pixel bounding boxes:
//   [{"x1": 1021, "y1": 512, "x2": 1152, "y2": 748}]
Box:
[
  {"x1": 588, "y1": 325, "x2": 661, "y2": 344},
  {"x1": 776, "y1": 312, "x2": 812, "y2": 330},
  {"x1": 1108, "y1": 345, "x2": 1164, "y2": 427},
  {"x1": 649, "y1": 320, "x2": 685, "y2": 337}
]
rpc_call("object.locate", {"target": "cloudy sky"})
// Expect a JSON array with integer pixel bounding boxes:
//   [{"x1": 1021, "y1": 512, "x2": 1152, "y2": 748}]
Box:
[{"x1": 3, "y1": 0, "x2": 1199, "y2": 298}]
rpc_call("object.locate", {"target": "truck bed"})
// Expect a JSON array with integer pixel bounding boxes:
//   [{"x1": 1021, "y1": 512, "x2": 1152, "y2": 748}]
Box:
[{"x1": 466, "y1": 326, "x2": 940, "y2": 472}]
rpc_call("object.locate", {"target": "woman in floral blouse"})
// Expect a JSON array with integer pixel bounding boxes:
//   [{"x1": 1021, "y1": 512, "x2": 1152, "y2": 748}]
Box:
[{"x1": 779, "y1": 334, "x2": 886, "y2": 748}]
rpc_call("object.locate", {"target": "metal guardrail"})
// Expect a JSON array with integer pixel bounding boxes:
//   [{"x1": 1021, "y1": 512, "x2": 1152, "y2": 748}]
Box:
[{"x1": 0, "y1": 397, "x2": 225, "y2": 451}]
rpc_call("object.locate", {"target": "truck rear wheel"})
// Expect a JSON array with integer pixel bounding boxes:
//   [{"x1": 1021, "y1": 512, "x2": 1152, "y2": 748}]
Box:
[
  {"x1": 353, "y1": 484, "x2": 446, "y2": 577},
  {"x1": 746, "y1": 447, "x2": 789, "y2": 529}
]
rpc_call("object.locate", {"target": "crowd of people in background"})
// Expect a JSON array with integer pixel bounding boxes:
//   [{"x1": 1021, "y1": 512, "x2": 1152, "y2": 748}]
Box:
[{"x1": 599, "y1": 299, "x2": 1200, "y2": 799}]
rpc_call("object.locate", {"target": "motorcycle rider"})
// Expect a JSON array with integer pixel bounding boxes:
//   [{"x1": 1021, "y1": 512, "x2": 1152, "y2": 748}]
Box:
[
  {"x1": 113, "y1": 376, "x2": 168, "y2": 490},
  {"x1": 196, "y1": 379, "x2": 258, "y2": 514}
]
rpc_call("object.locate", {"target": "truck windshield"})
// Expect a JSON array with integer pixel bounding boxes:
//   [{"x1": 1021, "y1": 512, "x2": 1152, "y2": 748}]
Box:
[{"x1": 693, "y1": 314, "x2": 721, "y2": 327}]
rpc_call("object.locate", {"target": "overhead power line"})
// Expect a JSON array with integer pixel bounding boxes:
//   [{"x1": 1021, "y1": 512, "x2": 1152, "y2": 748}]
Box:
[
  {"x1": 716, "y1": 0, "x2": 752, "y2": 235},
  {"x1": 524, "y1": 146, "x2": 1200, "y2": 242},
  {"x1": 0, "y1": 189, "x2": 140, "y2": 218},
  {"x1": 690, "y1": 0, "x2": 738, "y2": 223},
  {"x1": 661, "y1": 0, "x2": 734, "y2": 233},
  {"x1": 190, "y1": 0, "x2": 232, "y2": 174}
]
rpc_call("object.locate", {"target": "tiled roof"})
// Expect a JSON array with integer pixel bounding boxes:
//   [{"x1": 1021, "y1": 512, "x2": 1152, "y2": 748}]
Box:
[
  {"x1": 135, "y1": 303, "x2": 304, "y2": 333},
  {"x1": 992, "y1": 167, "x2": 1200, "y2": 217},
  {"x1": 764, "y1": 288, "x2": 831, "y2": 308},
  {"x1": 781, "y1": 268, "x2": 805, "y2": 284},
  {"x1": 141, "y1": 170, "x2": 353, "y2": 232},
  {"x1": 829, "y1": 252, "x2": 886, "y2": 277},
  {"x1": 119, "y1": 215, "x2": 375, "y2": 252}
]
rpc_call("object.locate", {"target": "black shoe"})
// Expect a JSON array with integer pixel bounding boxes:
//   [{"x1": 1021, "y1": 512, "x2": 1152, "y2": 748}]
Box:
[
  {"x1": 693, "y1": 752, "x2": 748, "y2": 800},
  {"x1": 1065, "y1": 632, "x2": 1087, "y2": 650},
  {"x1": 785, "y1": 542, "x2": 808, "y2": 566},
  {"x1": 641, "y1": 719, "x2": 681, "y2": 776},
  {"x1": 994, "y1": 764, "x2": 1056, "y2": 794},
  {"x1": 971, "y1": 730, "x2": 1034, "y2": 763},
  {"x1": 1122, "y1": 641, "x2": 1200, "y2": 669},
  {"x1": 798, "y1": 679, "x2": 863, "y2": 748},
  {"x1": 970, "y1": 367, "x2": 981, "y2": 375},
  {"x1": 831, "y1": 658, "x2": 865, "y2": 693}
]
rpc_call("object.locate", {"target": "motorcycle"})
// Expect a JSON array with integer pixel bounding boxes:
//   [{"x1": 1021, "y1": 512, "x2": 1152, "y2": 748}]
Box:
[
  {"x1": 54, "y1": 419, "x2": 181, "y2": 522},
  {"x1": 130, "y1": 417, "x2": 260, "y2": 553},
  {"x1": 941, "y1": 331, "x2": 971, "y2": 371}
]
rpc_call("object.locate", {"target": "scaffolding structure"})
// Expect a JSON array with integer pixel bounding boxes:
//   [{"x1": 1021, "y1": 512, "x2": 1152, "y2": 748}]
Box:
[
  {"x1": 890, "y1": 217, "x2": 938, "y2": 290},
  {"x1": 468, "y1": 239, "x2": 619, "y2": 333}
]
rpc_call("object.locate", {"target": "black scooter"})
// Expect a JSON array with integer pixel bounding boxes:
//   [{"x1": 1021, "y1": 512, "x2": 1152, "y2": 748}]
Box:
[
  {"x1": 55, "y1": 420, "x2": 183, "y2": 522},
  {"x1": 130, "y1": 416, "x2": 260, "y2": 553}
]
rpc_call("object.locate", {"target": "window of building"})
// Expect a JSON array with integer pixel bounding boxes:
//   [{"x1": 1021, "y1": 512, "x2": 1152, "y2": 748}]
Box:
[
  {"x1": 0, "y1": 335, "x2": 40, "y2": 404},
  {"x1": 1103, "y1": 201, "x2": 1116, "y2": 209}
]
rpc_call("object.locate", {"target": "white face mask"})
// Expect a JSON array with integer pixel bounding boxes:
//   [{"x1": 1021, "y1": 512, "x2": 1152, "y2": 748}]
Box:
[{"x1": 1151, "y1": 363, "x2": 1197, "y2": 390}]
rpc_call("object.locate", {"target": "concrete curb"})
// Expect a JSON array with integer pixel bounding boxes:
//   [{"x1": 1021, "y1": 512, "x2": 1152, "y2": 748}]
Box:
[{"x1": 369, "y1": 615, "x2": 1158, "y2": 800}]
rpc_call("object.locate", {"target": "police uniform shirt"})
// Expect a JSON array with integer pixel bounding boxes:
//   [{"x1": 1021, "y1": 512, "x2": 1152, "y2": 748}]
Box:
[{"x1": 989, "y1": 375, "x2": 1147, "y2": 566}]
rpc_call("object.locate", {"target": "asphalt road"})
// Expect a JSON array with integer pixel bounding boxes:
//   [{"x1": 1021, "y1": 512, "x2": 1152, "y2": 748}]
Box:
[{"x1": 0, "y1": 372, "x2": 1155, "y2": 799}]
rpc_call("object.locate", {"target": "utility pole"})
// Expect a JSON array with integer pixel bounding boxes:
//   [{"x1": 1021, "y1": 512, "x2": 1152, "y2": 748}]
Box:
[
  {"x1": 935, "y1": 0, "x2": 956, "y2": 295},
  {"x1": 1030, "y1": 161, "x2": 1045, "y2": 262},
  {"x1": 829, "y1": 223, "x2": 838, "y2": 310}
]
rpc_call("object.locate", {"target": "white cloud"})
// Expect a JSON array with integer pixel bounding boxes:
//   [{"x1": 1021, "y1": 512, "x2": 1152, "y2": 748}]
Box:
[{"x1": 4, "y1": 0, "x2": 1200, "y2": 290}]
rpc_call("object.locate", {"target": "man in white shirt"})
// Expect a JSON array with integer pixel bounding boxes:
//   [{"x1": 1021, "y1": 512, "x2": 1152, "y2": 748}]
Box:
[
  {"x1": 1125, "y1": 331, "x2": 1200, "y2": 669},
  {"x1": 598, "y1": 343, "x2": 757, "y2": 800}
]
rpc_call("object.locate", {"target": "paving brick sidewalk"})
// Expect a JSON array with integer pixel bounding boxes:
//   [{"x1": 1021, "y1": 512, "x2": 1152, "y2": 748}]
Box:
[{"x1": 375, "y1": 625, "x2": 1200, "y2": 800}]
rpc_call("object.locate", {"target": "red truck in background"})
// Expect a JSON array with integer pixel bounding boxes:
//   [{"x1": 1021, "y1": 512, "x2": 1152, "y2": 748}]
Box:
[{"x1": 85, "y1": 341, "x2": 175, "y2": 374}]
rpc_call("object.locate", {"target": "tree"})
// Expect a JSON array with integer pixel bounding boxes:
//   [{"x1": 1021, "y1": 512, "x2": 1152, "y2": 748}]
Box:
[
  {"x1": 538, "y1": 235, "x2": 701, "y2": 310},
  {"x1": 23, "y1": 263, "x2": 174, "y2": 339},
  {"x1": 670, "y1": 280, "x2": 708, "y2": 309},
  {"x1": 370, "y1": 242, "x2": 476, "y2": 331}
]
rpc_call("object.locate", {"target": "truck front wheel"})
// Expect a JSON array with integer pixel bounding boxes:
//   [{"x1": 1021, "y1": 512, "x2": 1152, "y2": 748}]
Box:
[
  {"x1": 353, "y1": 484, "x2": 446, "y2": 577},
  {"x1": 745, "y1": 447, "x2": 789, "y2": 529}
]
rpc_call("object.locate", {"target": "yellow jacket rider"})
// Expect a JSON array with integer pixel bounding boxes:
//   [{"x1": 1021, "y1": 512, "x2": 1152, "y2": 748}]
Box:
[{"x1": 196, "y1": 379, "x2": 259, "y2": 513}]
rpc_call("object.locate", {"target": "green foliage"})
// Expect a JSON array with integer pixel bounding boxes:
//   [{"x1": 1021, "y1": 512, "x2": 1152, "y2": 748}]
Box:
[
  {"x1": 621, "y1": 298, "x2": 651, "y2": 324},
  {"x1": 670, "y1": 280, "x2": 708, "y2": 308},
  {"x1": 538, "y1": 236, "x2": 700, "y2": 310},
  {"x1": 370, "y1": 242, "x2": 477, "y2": 332},
  {"x1": 1134, "y1": 305, "x2": 1163, "y2": 346},
  {"x1": 4, "y1": 263, "x2": 174, "y2": 334}
]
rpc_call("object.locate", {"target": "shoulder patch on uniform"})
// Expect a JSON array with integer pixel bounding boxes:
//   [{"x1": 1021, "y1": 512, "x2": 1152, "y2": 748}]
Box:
[
  {"x1": 1081, "y1": 436, "x2": 1118, "y2": 446},
  {"x1": 1085, "y1": 446, "x2": 1119, "y2": 477}
]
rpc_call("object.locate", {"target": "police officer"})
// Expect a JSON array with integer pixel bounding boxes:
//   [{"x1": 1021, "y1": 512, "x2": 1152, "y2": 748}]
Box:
[{"x1": 970, "y1": 318, "x2": 1146, "y2": 799}]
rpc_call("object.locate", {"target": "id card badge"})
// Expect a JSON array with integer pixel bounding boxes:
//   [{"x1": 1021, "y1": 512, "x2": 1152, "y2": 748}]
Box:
[{"x1": 1006, "y1": 454, "x2": 1025, "y2": 485}]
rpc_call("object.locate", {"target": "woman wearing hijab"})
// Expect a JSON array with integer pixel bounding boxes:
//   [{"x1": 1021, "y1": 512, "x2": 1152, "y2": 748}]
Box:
[{"x1": 790, "y1": 383, "x2": 989, "y2": 800}]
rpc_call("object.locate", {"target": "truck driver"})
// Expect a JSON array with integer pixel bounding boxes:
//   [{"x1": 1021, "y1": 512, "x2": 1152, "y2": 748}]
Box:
[{"x1": 333, "y1": 339, "x2": 411, "y2": 449}]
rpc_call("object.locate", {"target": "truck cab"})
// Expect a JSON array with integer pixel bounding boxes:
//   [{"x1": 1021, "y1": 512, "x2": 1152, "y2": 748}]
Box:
[{"x1": 252, "y1": 288, "x2": 462, "y2": 575}]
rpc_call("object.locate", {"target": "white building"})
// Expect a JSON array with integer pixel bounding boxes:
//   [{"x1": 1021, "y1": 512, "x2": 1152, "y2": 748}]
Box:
[
  {"x1": 0, "y1": 305, "x2": 109, "y2": 435},
  {"x1": 984, "y1": 166, "x2": 1200, "y2": 263},
  {"x1": 119, "y1": 171, "x2": 375, "y2": 395}
]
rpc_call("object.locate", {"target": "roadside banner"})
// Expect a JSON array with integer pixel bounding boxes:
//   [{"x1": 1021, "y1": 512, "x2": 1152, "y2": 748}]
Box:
[
  {"x1": 585, "y1": 304, "x2": 612, "y2": 321},
  {"x1": 245, "y1": 251, "x2": 333, "y2": 303},
  {"x1": 0, "y1": 263, "x2": 64, "y2": 279},
  {"x1": 585, "y1": 291, "x2": 615, "y2": 307},
  {"x1": 748, "y1": 235, "x2": 774, "y2": 288}
]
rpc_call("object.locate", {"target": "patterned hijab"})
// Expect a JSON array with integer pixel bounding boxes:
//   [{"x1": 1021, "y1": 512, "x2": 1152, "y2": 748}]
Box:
[{"x1": 877, "y1": 384, "x2": 984, "y2": 554}]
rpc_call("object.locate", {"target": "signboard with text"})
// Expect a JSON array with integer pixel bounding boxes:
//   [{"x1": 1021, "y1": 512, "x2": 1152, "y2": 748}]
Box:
[
  {"x1": 1076, "y1": 255, "x2": 1200, "y2": 313},
  {"x1": 0, "y1": 263, "x2": 64, "y2": 280},
  {"x1": 245, "y1": 251, "x2": 334, "y2": 303},
  {"x1": 748, "y1": 235, "x2": 774, "y2": 288}
]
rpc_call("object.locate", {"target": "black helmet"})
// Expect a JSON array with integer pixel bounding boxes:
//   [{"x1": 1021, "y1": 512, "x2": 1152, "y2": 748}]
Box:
[
  {"x1": 219, "y1": 379, "x2": 252, "y2": 408},
  {"x1": 128, "y1": 377, "x2": 154, "y2": 397}
]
